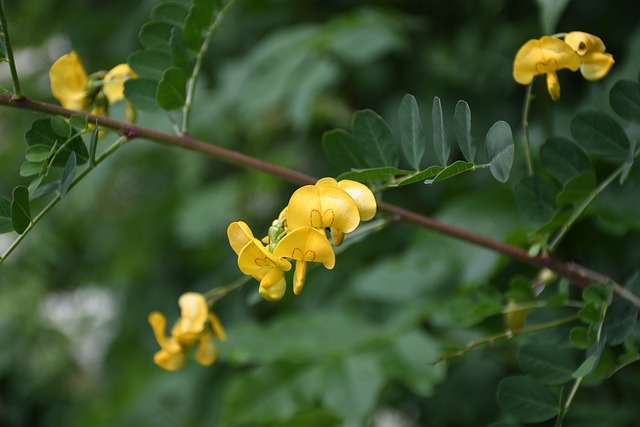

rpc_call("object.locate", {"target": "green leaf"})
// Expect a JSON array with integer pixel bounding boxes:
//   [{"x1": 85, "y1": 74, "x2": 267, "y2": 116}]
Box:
[
  {"x1": 0, "y1": 196, "x2": 13, "y2": 234},
  {"x1": 485, "y1": 120, "x2": 514, "y2": 183},
  {"x1": 24, "y1": 119, "x2": 88, "y2": 166},
  {"x1": 570, "y1": 109, "x2": 630, "y2": 160},
  {"x1": 151, "y1": 1, "x2": 189, "y2": 27},
  {"x1": 497, "y1": 376, "x2": 560, "y2": 423},
  {"x1": 570, "y1": 326, "x2": 596, "y2": 350},
  {"x1": 138, "y1": 21, "x2": 174, "y2": 49},
  {"x1": 322, "y1": 129, "x2": 365, "y2": 171},
  {"x1": 50, "y1": 115, "x2": 71, "y2": 137},
  {"x1": 156, "y1": 66, "x2": 188, "y2": 110},
  {"x1": 518, "y1": 344, "x2": 578, "y2": 385},
  {"x1": 582, "y1": 284, "x2": 612, "y2": 306},
  {"x1": 556, "y1": 172, "x2": 596, "y2": 206},
  {"x1": 321, "y1": 353, "x2": 384, "y2": 424},
  {"x1": 69, "y1": 115, "x2": 88, "y2": 131},
  {"x1": 338, "y1": 166, "x2": 412, "y2": 182},
  {"x1": 454, "y1": 100, "x2": 475, "y2": 162},
  {"x1": 19, "y1": 161, "x2": 43, "y2": 177},
  {"x1": 59, "y1": 152, "x2": 77, "y2": 198},
  {"x1": 573, "y1": 339, "x2": 606, "y2": 378},
  {"x1": 610, "y1": 79, "x2": 640, "y2": 124},
  {"x1": 432, "y1": 96, "x2": 449, "y2": 165},
  {"x1": 25, "y1": 144, "x2": 52, "y2": 162},
  {"x1": 352, "y1": 109, "x2": 398, "y2": 168},
  {"x1": 578, "y1": 303, "x2": 601, "y2": 325},
  {"x1": 31, "y1": 181, "x2": 60, "y2": 201},
  {"x1": 625, "y1": 271, "x2": 640, "y2": 298},
  {"x1": 398, "y1": 94, "x2": 425, "y2": 170},
  {"x1": 602, "y1": 299, "x2": 637, "y2": 346},
  {"x1": 514, "y1": 174, "x2": 559, "y2": 225},
  {"x1": 391, "y1": 165, "x2": 444, "y2": 187},
  {"x1": 89, "y1": 124, "x2": 99, "y2": 167},
  {"x1": 534, "y1": 0, "x2": 571, "y2": 34},
  {"x1": 128, "y1": 49, "x2": 173, "y2": 80},
  {"x1": 170, "y1": 27, "x2": 192, "y2": 75},
  {"x1": 124, "y1": 78, "x2": 160, "y2": 112},
  {"x1": 426, "y1": 160, "x2": 474, "y2": 184},
  {"x1": 11, "y1": 186, "x2": 31, "y2": 234},
  {"x1": 183, "y1": 2, "x2": 211, "y2": 51},
  {"x1": 540, "y1": 137, "x2": 593, "y2": 184},
  {"x1": 620, "y1": 139, "x2": 636, "y2": 185}
]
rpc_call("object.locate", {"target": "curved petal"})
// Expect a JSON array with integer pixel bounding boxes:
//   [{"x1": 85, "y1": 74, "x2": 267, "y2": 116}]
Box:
[
  {"x1": 273, "y1": 226, "x2": 335, "y2": 269},
  {"x1": 259, "y1": 269, "x2": 288, "y2": 302},
  {"x1": 315, "y1": 177, "x2": 338, "y2": 187},
  {"x1": 195, "y1": 333, "x2": 217, "y2": 366},
  {"x1": 546, "y1": 71, "x2": 561, "y2": 101},
  {"x1": 337, "y1": 180, "x2": 377, "y2": 221},
  {"x1": 287, "y1": 186, "x2": 360, "y2": 233},
  {"x1": 238, "y1": 238, "x2": 292, "y2": 280},
  {"x1": 293, "y1": 260, "x2": 307, "y2": 295},
  {"x1": 208, "y1": 313, "x2": 227, "y2": 340},
  {"x1": 49, "y1": 51, "x2": 89, "y2": 109},
  {"x1": 177, "y1": 292, "x2": 208, "y2": 335},
  {"x1": 153, "y1": 348, "x2": 186, "y2": 371},
  {"x1": 103, "y1": 63, "x2": 137, "y2": 104},
  {"x1": 579, "y1": 52, "x2": 614, "y2": 80},
  {"x1": 148, "y1": 311, "x2": 182, "y2": 353},
  {"x1": 565, "y1": 32, "x2": 606, "y2": 56},
  {"x1": 538, "y1": 36, "x2": 580, "y2": 72},
  {"x1": 286, "y1": 186, "x2": 324, "y2": 229},
  {"x1": 228, "y1": 221, "x2": 255, "y2": 255},
  {"x1": 513, "y1": 39, "x2": 544, "y2": 84}
]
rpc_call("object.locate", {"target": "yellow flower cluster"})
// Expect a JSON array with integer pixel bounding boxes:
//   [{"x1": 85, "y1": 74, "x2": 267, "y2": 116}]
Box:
[
  {"x1": 513, "y1": 31, "x2": 614, "y2": 101},
  {"x1": 49, "y1": 51, "x2": 137, "y2": 119},
  {"x1": 228, "y1": 177, "x2": 377, "y2": 302},
  {"x1": 148, "y1": 292, "x2": 226, "y2": 371}
]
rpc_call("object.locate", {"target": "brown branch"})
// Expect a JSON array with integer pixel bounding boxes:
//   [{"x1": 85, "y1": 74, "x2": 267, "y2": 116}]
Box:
[{"x1": 0, "y1": 95, "x2": 632, "y2": 303}]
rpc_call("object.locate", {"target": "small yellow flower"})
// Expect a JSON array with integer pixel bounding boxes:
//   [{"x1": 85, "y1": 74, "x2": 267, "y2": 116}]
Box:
[
  {"x1": 273, "y1": 226, "x2": 335, "y2": 295},
  {"x1": 513, "y1": 36, "x2": 581, "y2": 101},
  {"x1": 49, "y1": 50, "x2": 136, "y2": 116},
  {"x1": 148, "y1": 293, "x2": 225, "y2": 371},
  {"x1": 286, "y1": 183, "x2": 360, "y2": 246},
  {"x1": 315, "y1": 178, "x2": 377, "y2": 221},
  {"x1": 564, "y1": 31, "x2": 614, "y2": 81}
]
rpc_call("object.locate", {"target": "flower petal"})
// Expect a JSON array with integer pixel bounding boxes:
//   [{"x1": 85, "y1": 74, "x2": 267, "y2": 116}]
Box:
[
  {"x1": 228, "y1": 221, "x2": 255, "y2": 255},
  {"x1": 579, "y1": 52, "x2": 614, "y2": 81},
  {"x1": 287, "y1": 186, "x2": 360, "y2": 233},
  {"x1": 238, "y1": 238, "x2": 292, "y2": 280},
  {"x1": 177, "y1": 292, "x2": 208, "y2": 335},
  {"x1": 565, "y1": 32, "x2": 606, "y2": 56},
  {"x1": 546, "y1": 71, "x2": 561, "y2": 101},
  {"x1": 337, "y1": 180, "x2": 377, "y2": 221},
  {"x1": 208, "y1": 313, "x2": 227, "y2": 340},
  {"x1": 103, "y1": 63, "x2": 136, "y2": 104},
  {"x1": 153, "y1": 348, "x2": 186, "y2": 371},
  {"x1": 195, "y1": 333, "x2": 217, "y2": 366},
  {"x1": 273, "y1": 226, "x2": 335, "y2": 269},
  {"x1": 49, "y1": 51, "x2": 90, "y2": 110},
  {"x1": 513, "y1": 39, "x2": 544, "y2": 84},
  {"x1": 292, "y1": 260, "x2": 307, "y2": 295},
  {"x1": 258, "y1": 269, "x2": 288, "y2": 302},
  {"x1": 148, "y1": 311, "x2": 182, "y2": 353}
]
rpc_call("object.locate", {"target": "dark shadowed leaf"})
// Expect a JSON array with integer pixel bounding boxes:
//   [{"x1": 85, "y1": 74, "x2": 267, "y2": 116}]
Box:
[
  {"x1": 398, "y1": 94, "x2": 425, "y2": 170},
  {"x1": 602, "y1": 299, "x2": 637, "y2": 346},
  {"x1": 610, "y1": 79, "x2": 640, "y2": 124},
  {"x1": 322, "y1": 129, "x2": 365, "y2": 171},
  {"x1": 128, "y1": 49, "x2": 173, "y2": 80},
  {"x1": 514, "y1": 174, "x2": 559, "y2": 225},
  {"x1": 59, "y1": 152, "x2": 77, "y2": 198},
  {"x1": 0, "y1": 196, "x2": 13, "y2": 234},
  {"x1": 11, "y1": 186, "x2": 31, "y2": 234},
  {"x1": 540, "y1": 137, "x2": 593, "y2": 184},
  {"x1": 497, "y1": 376, "x2": 559, "y2": 423},
  {"x1": 124, "y1": 78, "x2": 160, "y2": 112},
  {"x1": 518, "y1": 344, "x2": 578, "y2": 385},
  {"x1": 432, "y1": 96, "x2": 449, "y2": 165},
  {"x1": 352, "y1": 109, "x2": 398, "y2": 168},
  {"x1": 556, "y1": 172, "x2": 596, "y2": 206},
  {"x1": 570, "y1": 109, "x2": 630, "y2": 160},
  {"x1": 151, "y1": 1, "x2": 189, "y2": 27},
  {"x1": 139, "y1": 21, "x2": 174, "y2": 49},
  {"x1": 157, "y1": 66, "x2": 188, "y2": 110},
  {"x1": 454, "y1": 100, "x2": 475, "y2": 162}
]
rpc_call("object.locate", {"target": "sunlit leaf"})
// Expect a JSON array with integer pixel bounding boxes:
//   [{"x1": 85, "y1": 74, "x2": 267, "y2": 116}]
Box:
[
  {"x1": 570, "y1": 109, "x2": 630, "y2": 160},
  {"x1": 610, "y1": 79, "x2": 640, "y2": 124},
  {"x1": 338, "y1": 166, "x2": 412, "y2": 182},
  {"x1": 432, "y1": 96, "x2": 449, "y2": 165},
  {"x1": 19, "y1": 161, "x2": 43, "y2": 177},
  {"x1": 454, "y1": 100, "x2": 475, "y2": 162},
  {"x1": 11, "y1": 186, "x2": 31, "y2": 234},
  {"x1": 157, "y1": 66, "x2": 188, "y2": 110},
  {"x1": 497, "y1": 376, "x2": 559, "y2": 423},
  {"x1": 485, "y1": 121, "x2": 514, "y2": 183},
  {"x1": 352, "y1": 109, "x2": 398, "y2": 168},
  {"x1": 399, "y1": 94, "x2": 425, "y2": 170},
  {"x1": 25, "y1": 144, "x2": 53, "y2": 162},
  {"x1": 392, "y1": 165, "x2": 444, "y2": 187}
]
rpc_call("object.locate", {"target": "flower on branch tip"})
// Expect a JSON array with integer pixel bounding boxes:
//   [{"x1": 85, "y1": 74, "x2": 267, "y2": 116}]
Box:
[
  {"x1": 513, "y1": 36, "x2": 580, "y2": 101},
  {"x1": 49, "y1": 51, "x2": 137, "y2": 119},
  {"x1": 148, "y1": 292, "x2": 225, "y2": 371},
  {"x1": 564, "y1": 31, "x2": 614, "y2": 81}
]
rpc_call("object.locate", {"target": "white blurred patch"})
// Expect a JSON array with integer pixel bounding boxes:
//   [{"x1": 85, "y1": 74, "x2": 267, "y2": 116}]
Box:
[{"x1": 39, "y1": 285, "x2": 119, "y2": 374}]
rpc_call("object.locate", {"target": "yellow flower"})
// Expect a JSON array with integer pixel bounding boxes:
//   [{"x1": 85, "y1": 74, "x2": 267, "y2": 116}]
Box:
[
  {"x1": 315, "y1": 178, "x2": 377, "y2": 221},
  {"x1": 49, "y1": 50, "x2": 136, "y2": 115},
  {"x1": 286, "y1": 183, "x2": 361, "y2": 246},
  {"x1": 513, "y1": 36, "x2": 581, "y2": 101},
  {"x1": 228, "y1": 221, "x2": 292, "y2": 302},
  {"x1": 148, "y1": 293, "x2": 225, "y2": 370},
  {"x1": 273, "y1": 226, "x2": 335, "y2": 295},
  {"x1": 564, "y1": 31, "x2": 614, "y2": 81}
]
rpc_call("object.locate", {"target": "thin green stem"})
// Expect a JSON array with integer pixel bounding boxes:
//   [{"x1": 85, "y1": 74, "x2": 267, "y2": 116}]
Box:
[
  {"x1": 181, "y1": 0, "x2": 239, "y2": 134},
  {"x1": 548, "y1": 150, "x2": 639, "y2": 252},
  {"x1": 432, "y1": 314, "x2": 579, "y2": 364},
  {"x1": 205, "y1": 275, "x2": 252, "y2": 304},
  {"x1": 0, "y1": 135, "x2": 128, "y2": 264},
  {"x1": 555, "y1": 377, "x2": 583, "y2": 427},
  {"x1": 521, "y1": 82, "x2": 534, "y2": 175},
  {"x1": 0, "y1": 0, "x2": 22, "y2": 98}
]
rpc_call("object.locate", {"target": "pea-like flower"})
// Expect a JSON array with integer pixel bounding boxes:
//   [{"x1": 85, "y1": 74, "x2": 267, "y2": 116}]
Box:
[
  {"x1": 228, "y1": 221, "x2": 292, "y2": 302},
  {"x1": 564, "y1": 31, "x2": 614, "y2": 81},
  {"x1": 273, "y1": 226, "x2": 336, "y2": 295},
  {"x1": 49, "y1": 50, "x2": 136, "y2": 117},
  {"x1": 513, "y1": 36, "x2": 581, "y2": 101},
  {"x1": 148, "y1": 292, "x2": 226, "y2": 371}
]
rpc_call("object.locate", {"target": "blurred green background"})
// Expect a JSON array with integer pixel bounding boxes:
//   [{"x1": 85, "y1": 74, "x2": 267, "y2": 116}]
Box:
[{"x1": 1, "y1": 0, "x2": 640, "y2": 426}]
